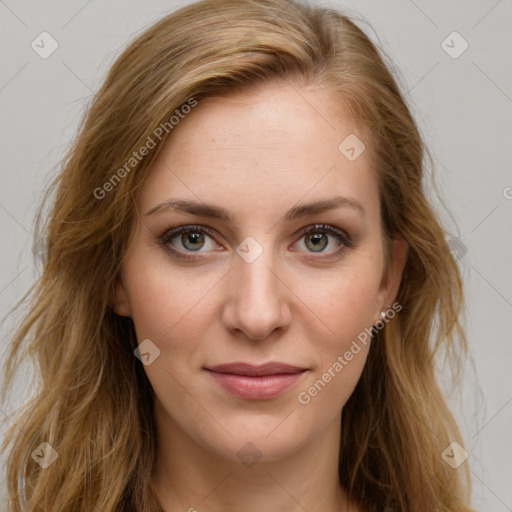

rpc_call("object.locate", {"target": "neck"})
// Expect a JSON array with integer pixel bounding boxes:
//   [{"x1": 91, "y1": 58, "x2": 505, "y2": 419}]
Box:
[{"x1": 151, "y1": 401, "x2": 351, "y2": 512}]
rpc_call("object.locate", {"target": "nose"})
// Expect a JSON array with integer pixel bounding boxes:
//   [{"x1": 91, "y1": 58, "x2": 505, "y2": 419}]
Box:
[{"x1": 221, "y1": 239, "x2": 292, "y2": 341}]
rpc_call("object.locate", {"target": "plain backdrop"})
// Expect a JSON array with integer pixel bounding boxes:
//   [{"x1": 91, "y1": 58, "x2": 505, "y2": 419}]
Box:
[{"x1": 1, "y1": 0, "x2": 511, "y2": 510}]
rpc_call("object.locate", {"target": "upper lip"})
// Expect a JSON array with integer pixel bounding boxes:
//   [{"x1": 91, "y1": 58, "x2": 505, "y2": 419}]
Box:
[{"x1": 205, "y1": 362, "x2": 307, "y2": 377}]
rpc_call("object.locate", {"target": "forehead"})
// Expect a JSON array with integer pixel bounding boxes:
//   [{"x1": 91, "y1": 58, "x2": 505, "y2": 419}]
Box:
[{"x1": 138, "y1": 82, "x2": 379, "y2": 223}]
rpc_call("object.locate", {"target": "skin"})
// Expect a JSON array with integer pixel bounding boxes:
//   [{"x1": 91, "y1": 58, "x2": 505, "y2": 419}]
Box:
[{"x1": 113, "y1": 80, "x2": 408, "y2": 512}]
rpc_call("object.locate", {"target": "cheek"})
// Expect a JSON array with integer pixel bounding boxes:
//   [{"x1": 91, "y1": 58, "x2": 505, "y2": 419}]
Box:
[
  {"x1": 123, "y1": 253, "x2": 220, "y2": 345},
  {"x1": 293, "y1": 275, "x2": 377, "y2": 423},
  {"x1": 301, "y1": 260, "x2": 383, "y2": 347},
  {"x1": 293, "y1": 260, "x2": 382, "y2": 408}
]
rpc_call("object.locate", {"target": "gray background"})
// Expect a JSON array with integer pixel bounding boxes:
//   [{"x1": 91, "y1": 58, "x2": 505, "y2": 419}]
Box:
[{"x1": 1, "y1": 0, "x2": 511, "y2": 509}]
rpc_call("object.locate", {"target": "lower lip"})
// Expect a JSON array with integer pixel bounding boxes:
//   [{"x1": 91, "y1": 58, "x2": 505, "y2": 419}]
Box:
[{"x1": 206, "y1": 370, "x2": 306, "y2": 400}]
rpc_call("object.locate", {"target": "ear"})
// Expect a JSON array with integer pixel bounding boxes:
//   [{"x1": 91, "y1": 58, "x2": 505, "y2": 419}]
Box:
[
  {"x1": 374, "y1": 235, "x2": 408, "y2": 323},
  {"x1": 112, "y1": 275, "x2": 132, "y2": 317}
]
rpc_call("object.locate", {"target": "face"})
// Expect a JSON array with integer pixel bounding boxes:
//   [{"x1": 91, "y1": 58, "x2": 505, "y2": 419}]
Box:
[{"x1": 114, "y1": 81, "x2": 406, "y2": 464}]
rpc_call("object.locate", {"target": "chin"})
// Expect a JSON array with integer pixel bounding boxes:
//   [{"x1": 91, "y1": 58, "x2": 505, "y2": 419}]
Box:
[{"x1": 201, "y1": 415, "x2": 315, "y2": 464}]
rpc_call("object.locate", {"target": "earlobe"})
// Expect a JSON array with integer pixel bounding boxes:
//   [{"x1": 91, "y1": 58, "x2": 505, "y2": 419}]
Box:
[{"x1": 112, "y1": 276, "x2": 132, "y2": 317}]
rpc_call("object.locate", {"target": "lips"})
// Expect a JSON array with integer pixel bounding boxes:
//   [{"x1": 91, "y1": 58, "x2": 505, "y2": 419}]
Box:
[
  {"x1": 204, "y1": 362, "x2": 308, "y2": 400},
  {"x1": 207, "y1": 362, "x2": 306, "y2": 376}
]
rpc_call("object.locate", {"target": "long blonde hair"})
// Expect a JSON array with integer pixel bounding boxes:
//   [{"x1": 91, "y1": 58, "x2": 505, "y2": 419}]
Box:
[{"x1": 1, "y1": 1, "x2": 476, "y2": 510}]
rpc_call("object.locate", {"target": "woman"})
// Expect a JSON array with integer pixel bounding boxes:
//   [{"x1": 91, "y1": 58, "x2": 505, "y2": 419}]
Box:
[{"x1": 1, "y1": 0, "x2": 477, "y2": 510}]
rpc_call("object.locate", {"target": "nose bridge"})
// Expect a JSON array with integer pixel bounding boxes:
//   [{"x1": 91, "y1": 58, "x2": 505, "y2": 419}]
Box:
[
  {"x1": 223, "y1": 234, "x2": 290, "y2": 340},
  {"x1": 238, "y1": 237, "x2": 278, "y2": 296}
]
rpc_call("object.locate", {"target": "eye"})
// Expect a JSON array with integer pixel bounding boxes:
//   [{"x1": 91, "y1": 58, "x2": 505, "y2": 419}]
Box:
[
  {"x1": 292, "y1": 224, "x2": 352, "y2": 259},
  {"x1": 158, "y1": 223, "x2": 352, "y2": 261},
  {"x1": 159, "y1": 224, "x2": 218, "y2": 259}
]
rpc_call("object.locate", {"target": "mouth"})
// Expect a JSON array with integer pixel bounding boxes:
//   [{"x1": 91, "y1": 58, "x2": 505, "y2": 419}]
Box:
[{"x1": 204, "y1": 362, "x2": 308, "y2": 400}]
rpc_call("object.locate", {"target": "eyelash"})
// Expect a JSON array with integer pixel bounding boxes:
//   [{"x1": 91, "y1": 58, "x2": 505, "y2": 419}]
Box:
[{"x1": 158, "y1": 223, "x2": 353, "y2": 261}]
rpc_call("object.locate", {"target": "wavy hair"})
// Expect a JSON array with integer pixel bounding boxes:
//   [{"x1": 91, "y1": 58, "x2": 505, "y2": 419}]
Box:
[{"x1": 1, "y1": 0, "x2": 476, "y2": 510}]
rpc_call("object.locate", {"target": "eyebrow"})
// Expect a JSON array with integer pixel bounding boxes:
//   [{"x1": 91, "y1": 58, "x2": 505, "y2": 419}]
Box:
[{"x1": 144, "y1": 195, "x2": 366, "y2": 222}]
